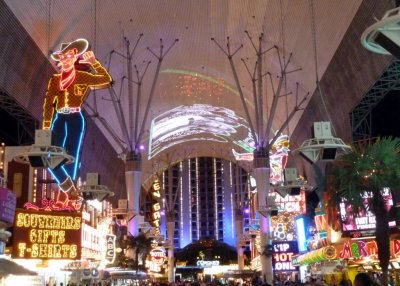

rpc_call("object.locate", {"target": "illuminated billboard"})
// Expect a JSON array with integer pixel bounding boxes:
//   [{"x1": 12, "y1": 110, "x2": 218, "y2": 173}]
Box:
[
  {"x1": 12, "y1": 209, "x2": 82, "y2": 259},
  {"x1": 272, "y1": 241, "x2": 299, "y2": 272},
  {"x1": 148, "y1": 104, "x2": 254, "y2": 159},
  {"x1": 339, "y1": 188, "x2": 396, "y2": 233},
  {"x1": 270, "y1": 192, "x2": 306, "y2": 241}
]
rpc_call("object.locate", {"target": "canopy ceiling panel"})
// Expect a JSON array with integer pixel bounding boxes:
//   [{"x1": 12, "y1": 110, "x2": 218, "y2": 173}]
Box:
[{"x1": 5, "y1": 0, "x2": 362, "y2": 175}]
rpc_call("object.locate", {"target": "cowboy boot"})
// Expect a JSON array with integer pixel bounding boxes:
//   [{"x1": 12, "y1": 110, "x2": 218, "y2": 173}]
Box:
[
  {"x1": 59, "y1": 176, "x2": 74, "y2": 192},
  {"x1": 54, "y1": 189, "x2": 69, "y2": 209},
  {"x1": 67, "y1": 196, "x2": 83, "y2": 211},
  {"x1": 54, "y1": 177, "x2": 76, "y2": 209}
]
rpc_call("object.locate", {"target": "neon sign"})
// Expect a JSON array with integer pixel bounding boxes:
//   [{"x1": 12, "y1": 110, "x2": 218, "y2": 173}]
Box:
[
  {"x1": 270, "y1": 192, "x2": 306, "y2": 241},
  {"x1": 42, "y1": 38, "x2": 112, "y2": 211},
  {"x1": 149, "y1": 178, "x2": 161, "y2": 236},
  {"x1": 272, "y1": 241, "x2": 299, "y2": 272},
  {"x1": 146, "y1": 247, "x2": 166, "y2": 273},
  {"x1": 274, "y1": 191, "x2": 306, "y2": 213},
  {"x1": 339, "y1": 240, "x2": 378, "y2": 260},
  {"x1": 12, "y1": 210, "x2": 82, "y2": 259},
  {"x1": 232, "y1": 135, "x2": 290, "y2": 184},
  {"x1": 24, "y1": 197, "x2": 76, "y2": 212},
  {"x1": 197, "y1": 260, "x2": 220, "y2": 267},
  {"x1": 105, "y1": 234, "x2": 116, "y2": 263}
]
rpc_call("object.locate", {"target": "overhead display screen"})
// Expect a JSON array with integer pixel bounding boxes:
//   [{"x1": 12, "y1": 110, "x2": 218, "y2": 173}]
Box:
[
  {"x1": 339, "y1": 188, "x2": 396, "y2": 232},
  {"x1": 148, "y1": 104, "x2": 254, "y2": 159}
]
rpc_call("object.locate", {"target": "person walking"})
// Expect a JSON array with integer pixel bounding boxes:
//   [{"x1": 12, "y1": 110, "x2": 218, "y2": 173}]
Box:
[{"x1": 354, "y1": 273, "x2": 373, "y2": 286}]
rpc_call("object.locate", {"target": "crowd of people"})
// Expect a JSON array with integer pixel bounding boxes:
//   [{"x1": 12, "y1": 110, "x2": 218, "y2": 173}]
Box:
[{"x1": 135, "y1": 272, "x2": 391, "y2": 286}]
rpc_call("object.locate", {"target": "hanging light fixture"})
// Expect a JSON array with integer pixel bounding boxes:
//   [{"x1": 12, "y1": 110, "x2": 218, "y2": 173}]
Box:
[
  {"x1": 361, "y1": 7, "x2": 400, "y2": 59},
  {"x1": 295, "y1": 1, "x2": 351, "y2": 164}
]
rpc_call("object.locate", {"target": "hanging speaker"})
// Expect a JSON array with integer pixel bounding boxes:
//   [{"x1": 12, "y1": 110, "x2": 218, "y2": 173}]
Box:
[
  {"x1": 290, "y1": 187, "x2": 301, "y2": 196},
  {"x1": 300, "y1": 150, "x2": 316, "y2": 164},
  {"x1": 322, "y1": 148, "x2": 337, "y2": 160},
  {"x1": 270, "y1": 209, "x2": 279, "y2": 217},
  {"x1": 374, "y1": 31, "x2": 400, "y2": 59},
  {"x1": 28, "y1": 155, "x2": 46, "y2": 167}
]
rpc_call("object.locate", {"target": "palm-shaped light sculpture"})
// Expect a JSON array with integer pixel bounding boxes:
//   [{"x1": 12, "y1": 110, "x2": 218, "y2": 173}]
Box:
[
  {"x1": 213, "y1": 33, "x2": 308, "y2": 283},
  {"x1": 85, "y1": 35, "x2": 178, "y2": 238}
]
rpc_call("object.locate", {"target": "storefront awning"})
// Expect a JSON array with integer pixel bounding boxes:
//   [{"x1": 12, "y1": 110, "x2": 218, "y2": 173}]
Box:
[
  {"x1": 0, "y1": 258, "x2": 37, "y2": 276},
  {"x1": 293, "y1": 246, "x2": 337, "y2": 266}
]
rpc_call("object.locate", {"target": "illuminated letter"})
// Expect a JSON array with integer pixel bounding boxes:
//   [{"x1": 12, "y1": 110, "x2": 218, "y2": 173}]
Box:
[
  {"x1": 30, "y1": 229, "x2": 37, "y2": 243},
  {"x1": 339, "y1": 241, "x2": 352, "y2": 259},
  {"x1": 18, "y1": 243, "x2": 26, "y2": 257},
  {"x1": 153, "y1": 203, "x2": 161, "y2": 211}
]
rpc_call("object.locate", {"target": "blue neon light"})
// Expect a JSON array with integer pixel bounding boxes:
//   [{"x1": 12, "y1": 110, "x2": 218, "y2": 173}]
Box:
[
  {"x1": 50, "y1": 112, "x2": 85, "y2": 181},
  {"x1": 48, "y1": 169, "x2": 61, "y2": 185},
  {"x1": 72, "y1": 112, "x2": 85, "y2": 180},
  {"x1": 295, "y1": 217, "x2": 307, "y2": 252}
]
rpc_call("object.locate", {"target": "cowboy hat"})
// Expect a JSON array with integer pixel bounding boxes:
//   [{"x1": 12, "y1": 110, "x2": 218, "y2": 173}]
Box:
[{"x1": 51, "y1": 38, "x2": 89, "y2": 61}]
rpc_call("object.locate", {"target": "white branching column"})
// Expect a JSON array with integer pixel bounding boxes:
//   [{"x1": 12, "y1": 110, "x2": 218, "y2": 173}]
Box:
[
  {"x1": 165, "y1": 165, "x2": 176, "y2": 282},
  {"x1": 235, "y1": 210, "x2": 245, "y2": 270},
  {"x1": 167, "y1": 212, "x2": 175, "y2": 282},
  {"x1": 126, "y1": 151, "x2": 142, "y2": 237},
  {"x1": 253, "y1": 147, "x2": 273, "y2": 284}
]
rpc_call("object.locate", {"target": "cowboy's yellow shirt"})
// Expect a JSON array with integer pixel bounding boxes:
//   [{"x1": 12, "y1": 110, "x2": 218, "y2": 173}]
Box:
[{"x1": 42, "y1": 60, "x2": 112, "y2": 129}]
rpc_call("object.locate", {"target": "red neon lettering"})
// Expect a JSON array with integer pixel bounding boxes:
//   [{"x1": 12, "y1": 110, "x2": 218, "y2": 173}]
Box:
[
  {"x1": 366, "y1": 241, "x2": 378, "y2": 256},
  {"x1": 339, "y1": 241, "x2": 352, "y2": 259},
  {"x1": 394, "y1": 240, "x2": 400, "y2": 256}
]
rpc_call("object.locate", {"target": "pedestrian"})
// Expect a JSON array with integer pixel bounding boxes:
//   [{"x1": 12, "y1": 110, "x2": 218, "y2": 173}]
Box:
[{"x1": 354, "y1": 273, "x2": 373, "y2": 286}]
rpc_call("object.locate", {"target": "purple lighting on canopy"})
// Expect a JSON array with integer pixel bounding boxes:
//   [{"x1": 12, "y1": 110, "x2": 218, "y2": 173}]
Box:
[{"x1": 244, "y1": 208, "x2": 250, "y2": 214}]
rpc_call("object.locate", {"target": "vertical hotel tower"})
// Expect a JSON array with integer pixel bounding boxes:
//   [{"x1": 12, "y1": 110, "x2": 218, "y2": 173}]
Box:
[{"x1": 145, "y1": 157, "x2": 249, "y2": 249}]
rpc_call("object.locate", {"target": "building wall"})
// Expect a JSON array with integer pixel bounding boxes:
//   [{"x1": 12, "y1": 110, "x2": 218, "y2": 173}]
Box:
[
  {"x1": 289, "y1": 0, "x2": 395, "y2": 185},
  {"x1": 149, "y1": 157, "x2": 248, "y2": 249}
]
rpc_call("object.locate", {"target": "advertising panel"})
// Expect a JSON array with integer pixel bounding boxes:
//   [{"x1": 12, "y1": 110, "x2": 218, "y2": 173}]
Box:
[
  {"x1": 339, "y1": 188, "x2": 395, "y2": 233},
  {"x1": 12, "y1": 209, "x2": 82, "y2": 259}
]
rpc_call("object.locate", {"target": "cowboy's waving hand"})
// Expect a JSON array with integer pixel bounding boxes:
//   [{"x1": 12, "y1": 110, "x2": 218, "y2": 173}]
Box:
[{"x1": 79, "y1": 50, "x2": 96, "y2": 65}]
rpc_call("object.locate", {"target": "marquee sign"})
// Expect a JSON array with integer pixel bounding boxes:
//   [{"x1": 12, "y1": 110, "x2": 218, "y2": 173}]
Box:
[
  {"x1": 149, "y1": 178, "x2": 161, "y2": 236},
  {"x1": 272, "y1": 241, "x2": 299, "y2": 272},
  {"x1": 12, "y1": 209, "x2": 82, "y2": 259},
  {"x1": 196, "y1": 260, "x2": 220, "y2": 268},
  {"x1": 339, "y1": 240, "x2": 378, "y2": 260},
  {"x1": 146, "y1": 247, "x2": 166, "y2": 273},
  {"x1": 105, "y1": 234, "x2": 116, "y2": 263}
]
